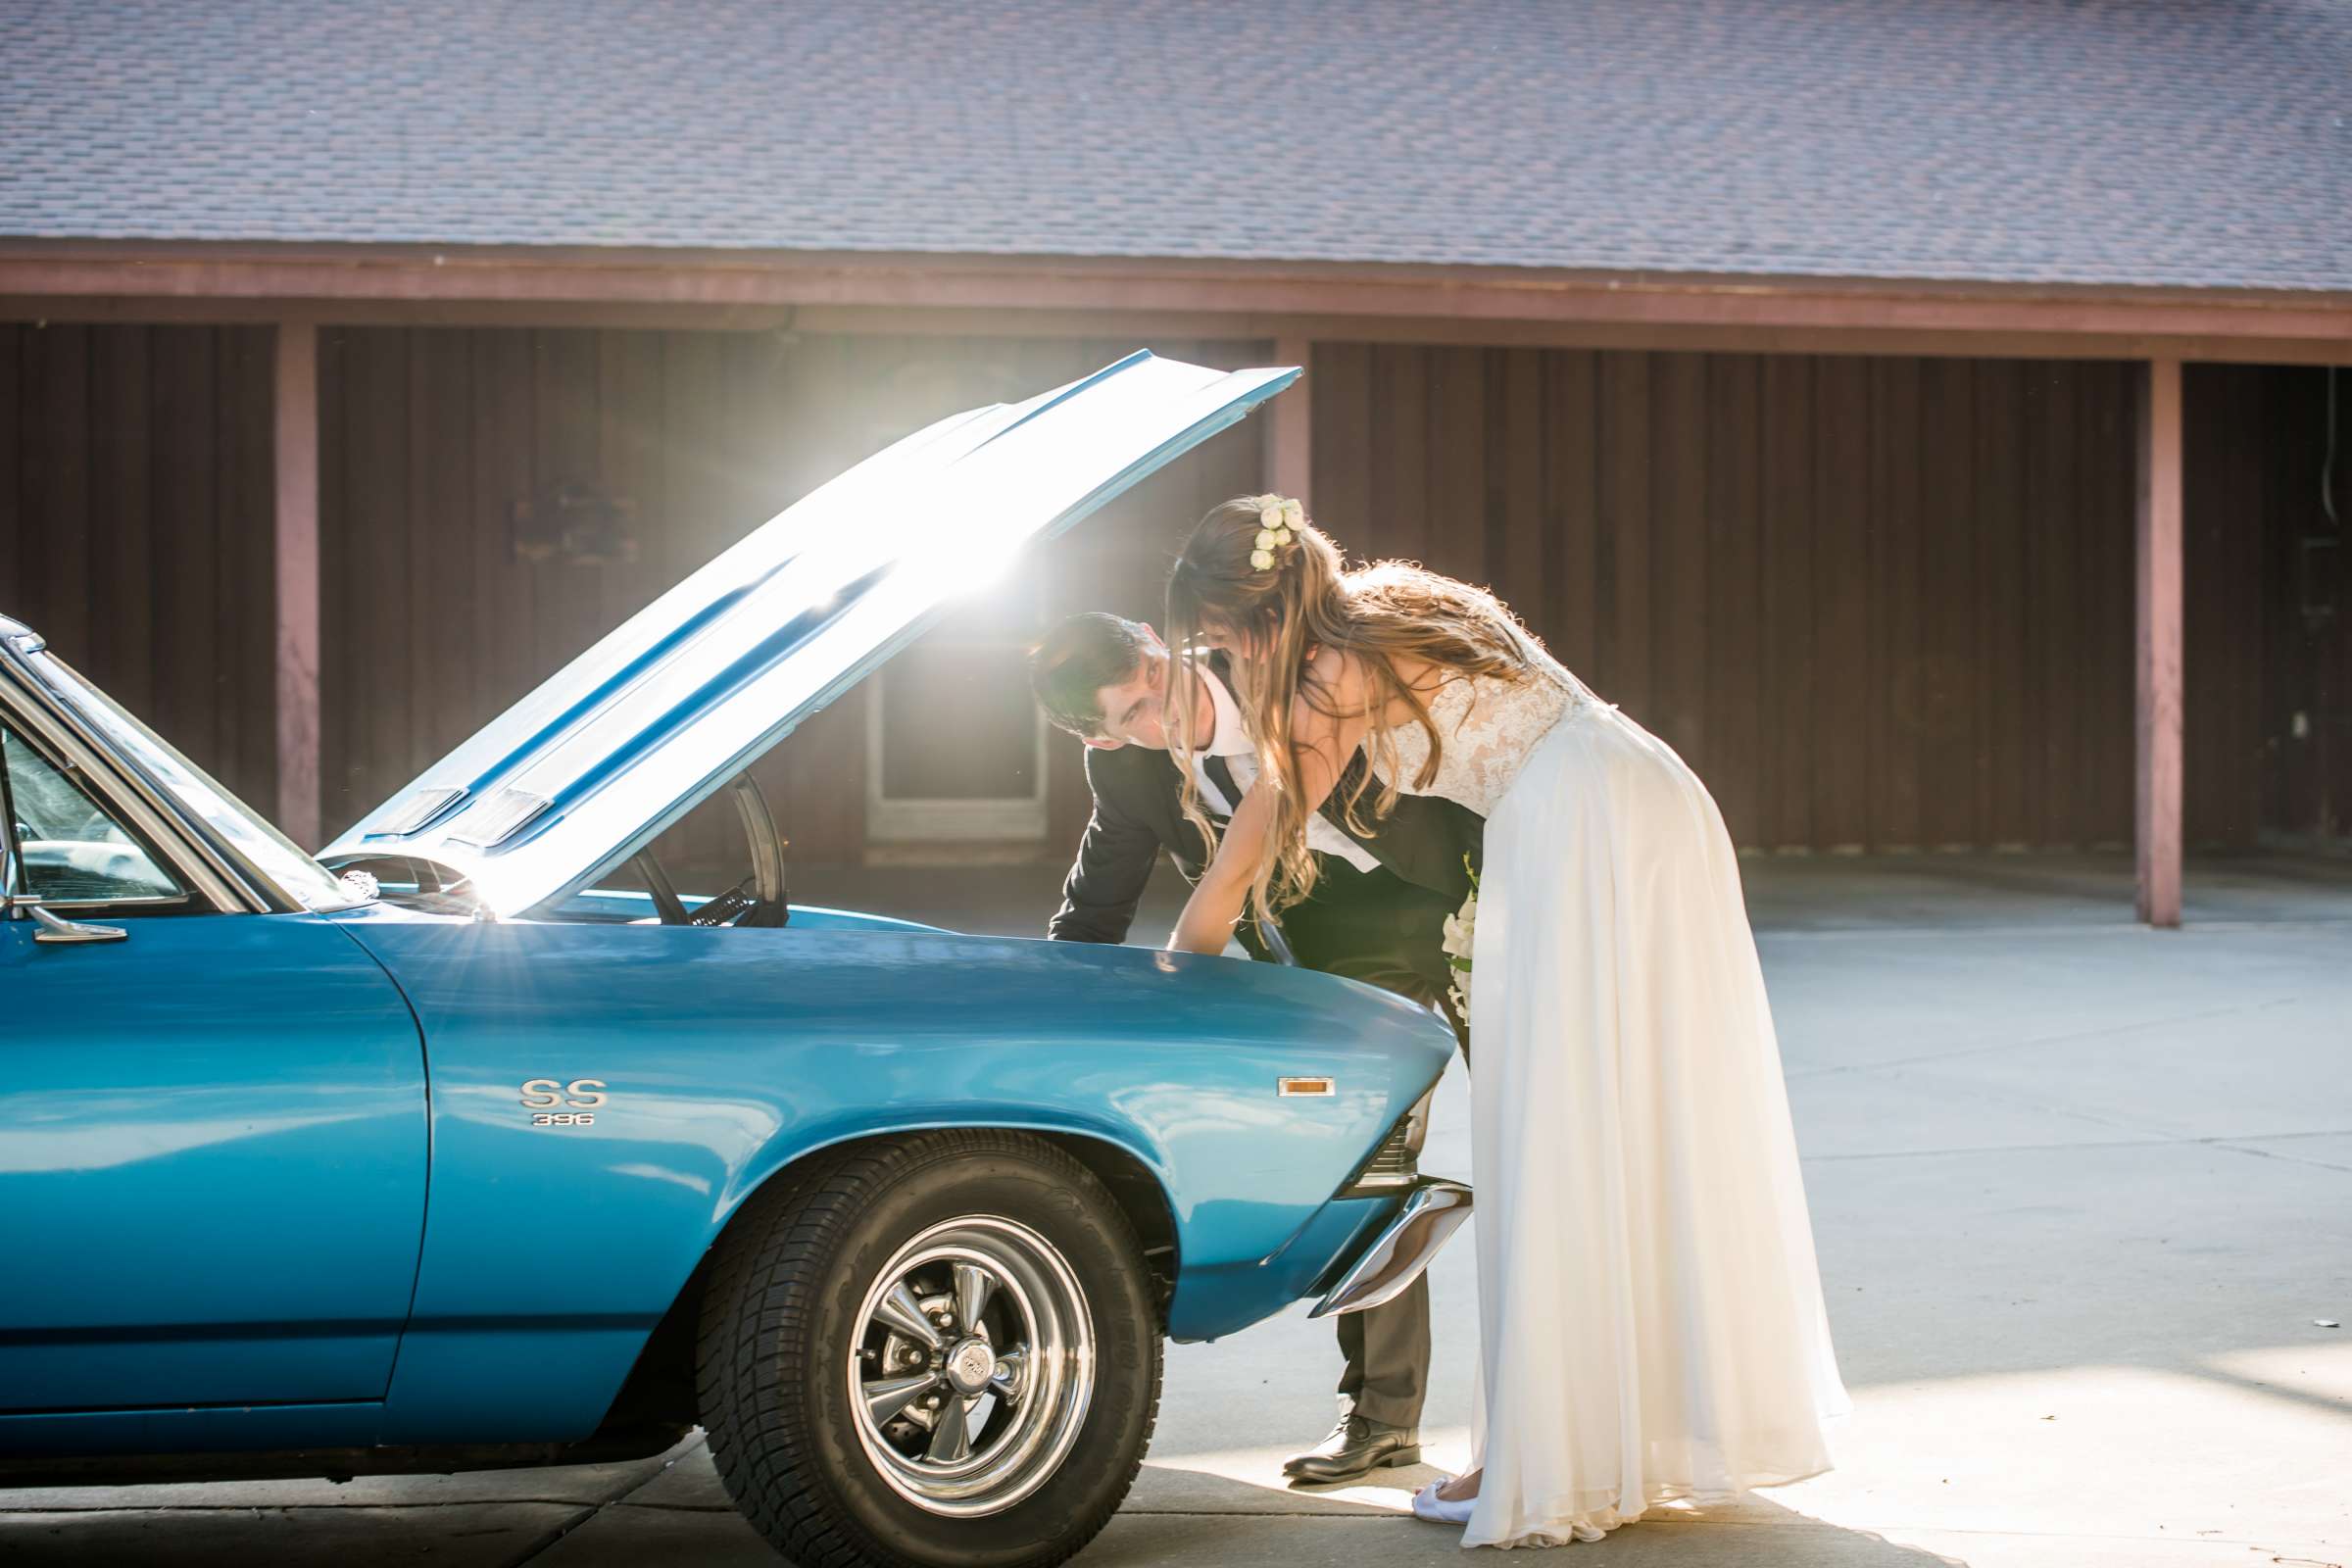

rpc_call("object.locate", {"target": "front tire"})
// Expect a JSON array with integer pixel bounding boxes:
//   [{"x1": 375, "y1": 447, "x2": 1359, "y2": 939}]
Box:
[{"x1": 698, "y1": 1132, "x2": 1162, "y2": 1568}]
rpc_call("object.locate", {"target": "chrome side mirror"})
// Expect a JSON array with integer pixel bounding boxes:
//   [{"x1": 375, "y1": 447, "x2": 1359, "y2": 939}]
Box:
[{"x1": 12, "y1": 900, "x2": 128, "y2": 945}]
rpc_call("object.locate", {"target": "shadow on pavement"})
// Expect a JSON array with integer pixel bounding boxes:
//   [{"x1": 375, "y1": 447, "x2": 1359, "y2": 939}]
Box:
[{"x1": 1097, "y1": 1465, "x2": 1968, "y2": 1564}]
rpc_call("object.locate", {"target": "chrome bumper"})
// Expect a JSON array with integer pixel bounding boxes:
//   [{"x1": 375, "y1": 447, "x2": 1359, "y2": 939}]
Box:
[{"x1": 1308, "y1": 1178, "x2": 1472, "y2": 1318}]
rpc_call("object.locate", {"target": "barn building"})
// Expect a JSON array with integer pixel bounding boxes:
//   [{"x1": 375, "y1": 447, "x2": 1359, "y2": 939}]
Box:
[{"x1": 3, "y1": 1, "x2": 2348, "y2": 924}]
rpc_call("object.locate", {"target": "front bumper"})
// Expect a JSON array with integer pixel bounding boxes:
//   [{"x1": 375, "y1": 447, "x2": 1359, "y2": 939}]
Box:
[
  {"x1": 1166, "y1": 1076, "x2": 1464, "y2": 1342},
  {"x1": 1308, "y1": 1178, "x2": 1473, "y2": 1318}
]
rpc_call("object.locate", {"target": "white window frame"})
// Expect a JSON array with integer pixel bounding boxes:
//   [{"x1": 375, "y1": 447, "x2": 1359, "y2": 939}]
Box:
[
  {"x1": 852, "y1": 389, "x2": 1054, "y2": 845},
  {"x1": 863, "y1": 652, "x2": 1052, "y2": 843}
]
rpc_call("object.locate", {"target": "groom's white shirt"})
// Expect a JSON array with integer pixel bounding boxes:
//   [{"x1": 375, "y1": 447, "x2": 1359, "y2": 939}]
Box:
[{"x1": 1192, "y1": 665, "x2": 1380, "y2": 874}]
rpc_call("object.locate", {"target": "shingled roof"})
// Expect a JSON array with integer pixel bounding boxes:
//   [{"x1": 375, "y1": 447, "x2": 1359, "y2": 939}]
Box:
[{"x1": 3, "y1": 0, "x2": 2348, "y2": 295}]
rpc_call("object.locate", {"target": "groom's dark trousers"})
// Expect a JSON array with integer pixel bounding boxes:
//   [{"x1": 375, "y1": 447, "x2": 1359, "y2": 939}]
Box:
[{"x1": 1050, "y1": 741, "x2": 1477, "y2": 1431}]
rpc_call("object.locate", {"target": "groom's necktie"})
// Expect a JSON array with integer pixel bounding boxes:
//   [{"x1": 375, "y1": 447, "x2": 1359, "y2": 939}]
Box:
[{"x1": 1201, "y1": 754, "x2": 1244, "y2": 817}]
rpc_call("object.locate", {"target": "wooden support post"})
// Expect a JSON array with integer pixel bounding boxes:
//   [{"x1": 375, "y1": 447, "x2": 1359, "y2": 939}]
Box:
[
  {"x1": 2135, "y1": 358, "x2": 2183, "y2": 928},
  {"x1": 273, "y1": 322, "x2": 321, "y2": 851},
  {"x1": 1267, "y1": 334, "x2": 1312, "y2": 507}
]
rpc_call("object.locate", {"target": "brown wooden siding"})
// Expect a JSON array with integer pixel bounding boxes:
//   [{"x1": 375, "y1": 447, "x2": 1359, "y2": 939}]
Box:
[
  {"x1": 316, "y1": 329, "x2": 1261, "y2": 871},
  {"x1": 0, "y1": 323, "x2": 278, "y2": 808},
  {"x1": 5, "y1": 323, "x2": 2335, "y2": 872},
  {"x1": 1306, "y1": 345, "x2": 2190, "y2": 851},
  {"x1": 2183, "y1": 366, "x2": 2271, "y2": 849},
  {"x1": 2249, "y1": 366, "x2": 2352, "y2": 842}
]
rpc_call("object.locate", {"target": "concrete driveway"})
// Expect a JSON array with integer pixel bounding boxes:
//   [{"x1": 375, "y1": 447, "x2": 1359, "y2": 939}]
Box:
[{"x1": 5, "y1": 853, "x2": 2347, "y2": 1567}]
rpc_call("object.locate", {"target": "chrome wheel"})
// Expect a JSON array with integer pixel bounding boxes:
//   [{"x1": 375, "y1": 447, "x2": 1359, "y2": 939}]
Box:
[{"x1": 846, "y1": 1215, "x2": 1096, "y2": 1518}]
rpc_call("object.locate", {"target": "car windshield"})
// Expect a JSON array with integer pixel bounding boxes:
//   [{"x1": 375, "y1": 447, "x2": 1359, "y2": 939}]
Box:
[{"x1": 20, "y1": 645, "x2": 368, "y2": 913}]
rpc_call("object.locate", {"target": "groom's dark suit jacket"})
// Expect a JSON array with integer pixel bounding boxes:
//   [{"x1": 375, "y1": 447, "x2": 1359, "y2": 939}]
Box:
[
  {"x1": 1049, "y1": 740, "x2": 1482, "y2": 1043},
  {"x1": 1047, "y1": 694, "x2": 1481, "y2": 1427}
]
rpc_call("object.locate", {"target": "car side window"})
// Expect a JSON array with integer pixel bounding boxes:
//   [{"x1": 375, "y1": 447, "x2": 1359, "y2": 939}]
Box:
[{"x1": 2, "y1": 727, "x2": 186, "y2": 907}]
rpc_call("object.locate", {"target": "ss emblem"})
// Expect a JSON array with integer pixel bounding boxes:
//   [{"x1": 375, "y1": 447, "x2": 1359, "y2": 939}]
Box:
[{"x1": 520, "y1": 1078, "x2": 607, "y2": 1127}]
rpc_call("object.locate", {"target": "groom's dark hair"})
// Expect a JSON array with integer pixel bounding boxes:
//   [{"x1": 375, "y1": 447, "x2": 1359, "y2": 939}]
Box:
[{"x1": 1029, "y1": 612, "x2": 1152, "y2": 738}]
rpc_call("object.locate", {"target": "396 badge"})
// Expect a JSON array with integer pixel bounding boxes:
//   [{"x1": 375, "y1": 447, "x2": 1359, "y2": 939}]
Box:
[{"x1": 519, "y1": 1078, "x2": 608, "y2": 1127}]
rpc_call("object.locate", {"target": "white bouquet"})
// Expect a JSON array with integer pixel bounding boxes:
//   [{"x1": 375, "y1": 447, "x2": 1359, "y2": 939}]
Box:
[{"x1": 1443, "y1": 856, "x2": 1480, "y2": 1027}]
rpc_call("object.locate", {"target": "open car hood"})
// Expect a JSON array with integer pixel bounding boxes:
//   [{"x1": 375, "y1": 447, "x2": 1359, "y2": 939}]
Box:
[{"x1": 321, "y1": 351, "x2": 1295, "y2": 918}]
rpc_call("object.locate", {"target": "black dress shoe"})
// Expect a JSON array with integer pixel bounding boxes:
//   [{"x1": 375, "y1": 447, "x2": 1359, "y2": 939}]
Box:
[{"x1": 1281, "y1": 1414, "x2": 1423, "y2": 1484}]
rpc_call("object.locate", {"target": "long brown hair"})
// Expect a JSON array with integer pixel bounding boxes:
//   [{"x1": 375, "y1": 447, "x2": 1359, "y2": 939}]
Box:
[{"x1": 1164, "y1": 494, "x2": 1533, "y2": 928}]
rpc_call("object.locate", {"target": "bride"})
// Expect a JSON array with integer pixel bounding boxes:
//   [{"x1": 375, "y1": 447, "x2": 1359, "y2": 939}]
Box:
[{"x1": 1161, "y1": 496, "x2": 1848, "y2": 1548}]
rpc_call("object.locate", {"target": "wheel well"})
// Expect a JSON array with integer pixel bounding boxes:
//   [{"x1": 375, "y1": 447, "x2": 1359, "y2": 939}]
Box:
[
  {"x1": 598, "y1": 1126, "x2": 1180, "y2": 1432},
  {"x1": 1032, "y1": 1129, "x2": 1181, "y2": 1310}
]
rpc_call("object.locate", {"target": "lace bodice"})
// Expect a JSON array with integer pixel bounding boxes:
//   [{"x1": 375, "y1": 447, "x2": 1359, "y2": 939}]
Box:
[{"x1": 1378, "y1": 644, "x2": 1591, "y2": 816}]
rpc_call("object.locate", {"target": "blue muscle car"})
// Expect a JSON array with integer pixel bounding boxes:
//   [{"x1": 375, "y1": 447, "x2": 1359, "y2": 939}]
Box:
[{"x1": 0, "y1": 353, "x2": 1467, "y2": 1567}]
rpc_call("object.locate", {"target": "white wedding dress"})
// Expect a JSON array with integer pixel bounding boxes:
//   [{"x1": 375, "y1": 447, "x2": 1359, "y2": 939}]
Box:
[{"x1": 1382, "y1": 635, "x2": 1847, "y2": 1549}]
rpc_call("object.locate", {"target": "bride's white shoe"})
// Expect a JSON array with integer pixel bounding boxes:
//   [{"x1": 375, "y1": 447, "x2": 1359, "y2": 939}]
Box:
[{"x1": 1410, "y1": 1481, "x2": 1476, "y2": 1525}]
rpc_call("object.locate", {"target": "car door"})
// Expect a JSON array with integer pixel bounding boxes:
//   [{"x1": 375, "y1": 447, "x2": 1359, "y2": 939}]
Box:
[{"x1": 0, "y1": 720, "x2": 428, "y2": 1414}]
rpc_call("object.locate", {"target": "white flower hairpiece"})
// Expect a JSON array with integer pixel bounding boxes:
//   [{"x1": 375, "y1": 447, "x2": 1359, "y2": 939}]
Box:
[{"x1": 1250, "y1": 496, "x2": 1307, "y2": 571}]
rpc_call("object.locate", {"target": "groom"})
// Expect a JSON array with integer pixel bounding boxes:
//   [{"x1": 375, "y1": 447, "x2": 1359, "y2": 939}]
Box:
[{"x1": 1029, "y1": 612, "x2": 1478, "y2": 1485}]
